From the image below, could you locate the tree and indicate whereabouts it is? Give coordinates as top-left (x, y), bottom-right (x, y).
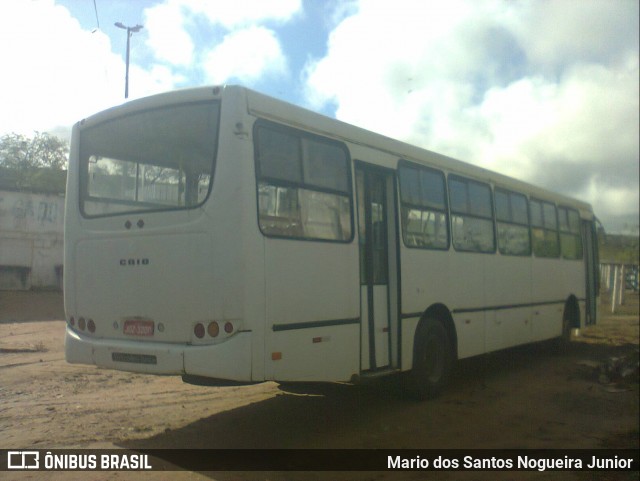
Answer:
top-left (0, 132), bottom-right (69, 193)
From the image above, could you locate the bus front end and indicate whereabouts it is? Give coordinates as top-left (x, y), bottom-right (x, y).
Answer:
top-left (64, 87), bottom-right (256, 382)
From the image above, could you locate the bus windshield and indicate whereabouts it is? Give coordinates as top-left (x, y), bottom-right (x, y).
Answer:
top-left (79, 101), bottom-right (220, 217)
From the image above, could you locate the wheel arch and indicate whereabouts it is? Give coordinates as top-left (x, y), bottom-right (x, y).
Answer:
top-left (415, 303), bottom-right (458, 362)
top-left (564, 294), bottom-right (581, 329)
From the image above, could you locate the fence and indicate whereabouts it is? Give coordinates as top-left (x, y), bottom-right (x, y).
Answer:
top-left (600, 263), bottom-right (639, 313)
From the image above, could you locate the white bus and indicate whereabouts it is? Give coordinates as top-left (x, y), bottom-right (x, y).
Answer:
top-left (64, 85), bottom-right (600, 398)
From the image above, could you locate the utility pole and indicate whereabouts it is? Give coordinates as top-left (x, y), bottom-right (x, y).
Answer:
top-left (114, 22), bottom-right (143, 99)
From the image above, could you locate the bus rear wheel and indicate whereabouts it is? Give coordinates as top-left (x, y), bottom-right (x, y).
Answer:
top-left (408, 318), bottom-right (452, 400)
top-left (555, 300), bottom-right (578, 353)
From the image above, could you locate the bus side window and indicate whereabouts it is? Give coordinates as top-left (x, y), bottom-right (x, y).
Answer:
top-left (398, 162), bottom-right (449, 250)
top-left (448, 176), bottom-right (495, 253)
top-left (495, 188), bottom-right (531, 256)
top-left (255, 122), bottom-right (353, 242)
top-left (558, 206), bottom-right (583, 259)
top-left (530, 199), bottom-right (560, 257)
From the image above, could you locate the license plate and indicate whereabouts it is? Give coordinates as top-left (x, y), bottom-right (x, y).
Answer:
top-left (123, 319), bottom-right (154, 336)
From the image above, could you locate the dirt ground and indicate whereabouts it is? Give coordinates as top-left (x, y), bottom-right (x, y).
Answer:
top-left (0, 290), bottom-right (638, 481)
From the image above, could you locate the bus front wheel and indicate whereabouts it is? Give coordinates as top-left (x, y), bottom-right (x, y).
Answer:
top-left (555, 300), bottom-right (578, 353)
top-left (408, 318), bottom-right (452, 400)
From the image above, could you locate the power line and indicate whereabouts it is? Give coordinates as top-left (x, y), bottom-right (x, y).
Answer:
top-left (92, 0), bottom-right (100, 29)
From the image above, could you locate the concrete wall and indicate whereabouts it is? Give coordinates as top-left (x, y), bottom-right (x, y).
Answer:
top-left (0, 190), bottom-right (64, 290)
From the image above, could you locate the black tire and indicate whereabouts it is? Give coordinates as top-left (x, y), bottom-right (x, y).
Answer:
top-left (408, 318), bottom-right (452, 400)
top-left (554, 302), bottom-right (576, 353)
top-left (561, 306), bottom-right (573, 342)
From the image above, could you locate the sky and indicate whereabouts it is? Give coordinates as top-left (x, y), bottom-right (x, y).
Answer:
top-left (0, 0), bottom-right (638, 234)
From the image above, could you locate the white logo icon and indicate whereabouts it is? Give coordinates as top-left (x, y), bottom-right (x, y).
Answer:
top-left (8, 451), bottom-right (39, 469)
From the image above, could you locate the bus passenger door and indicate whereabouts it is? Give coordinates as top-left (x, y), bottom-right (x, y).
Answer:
top-left (356, 164), bottom-right (399, 372)
top-left (582, 220), bottom-right (599, 326)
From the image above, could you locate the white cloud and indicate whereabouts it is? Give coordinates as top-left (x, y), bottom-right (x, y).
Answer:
top-left (508, 0), bottom-right (639, 71)
top-left (1, 0), bottom-right (635, 234)
top-left (0, 0), bottom-right (183, 138)
top-left (304, 0), bottom-right (504, 140)
top-left (0, 0), bottom-right (300, 137)
top-left (144, 0), bottom-right (194, 66)
top-left (0, 0), bottom-right (120, 134)
top-left (203, 27), bottom-right (287, 84)
top-left (181, 0), bottom-right (302, 29)
top-left (128, 64), bottom-right (188, 99)
top-left (304, 0), bottom-right (639, 232)
top-left (143, 0), bottom-right (301, 68)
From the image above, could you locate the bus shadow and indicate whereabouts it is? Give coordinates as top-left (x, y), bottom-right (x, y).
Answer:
top-left (451, 338), bottom-right (638, 382)
top-left (117, 377), bottom-right (414, 478)
top-left (116, 340), bottom-right (638, 478)
top-left (120, 377), bottom-right (409, 449)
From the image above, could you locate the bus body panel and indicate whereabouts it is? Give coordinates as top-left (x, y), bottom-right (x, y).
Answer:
top-left (448, 253), bottom-right (487, 359)
top-left (267, 326), bottom-right (360, 382)
top-left (401, 316), bottom-right (420, 371)
top-left (64, 85), bottom-right (599, 388)
top-left (65, 326), bottom-right (253, 380)
top-left (73, 232), bottom-right (214, 344)
top-left (263, 240), bottom-right (359, 326)
top-left (64, 123), bottom-right (81, 321)
top-left (183, 332), bottom-right (253, 381)
top-left (262, 238), bottom-right (360, 381)
top-left (399, 250), bottom-right (451, 318)
top-left (484, 255), bottom-right (533, 352)
top-left (531, 258), bottom-right (568, 341)
top-left (64, 86), bottom-right (262, 382)
top-left (65, 327), bottom-right (185, 374)
top-left (453, 312), bottom-right (486, 359)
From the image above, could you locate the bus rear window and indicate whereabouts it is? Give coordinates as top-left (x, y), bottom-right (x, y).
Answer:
top-left (79, 101), bottom-right (220, 217)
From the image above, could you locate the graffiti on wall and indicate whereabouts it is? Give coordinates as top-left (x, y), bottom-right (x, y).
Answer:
top-left (0, 194), bottom-right (62, 230)
top-left (0, 191), bottom-right (65, 289)
top-left (11, 198), bottom-right (59, 224)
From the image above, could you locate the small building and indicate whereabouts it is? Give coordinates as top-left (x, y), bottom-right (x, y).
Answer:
top-left (0, 189), bottom-right (64, 290)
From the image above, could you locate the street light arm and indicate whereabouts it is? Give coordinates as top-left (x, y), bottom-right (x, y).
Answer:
top-left (114, 21), bottom-right (144, 99)
top-left (114, 22), bottom-right (143, 32)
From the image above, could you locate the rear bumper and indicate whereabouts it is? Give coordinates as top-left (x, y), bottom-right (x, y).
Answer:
top-left (65, 326), bottom-right (253, 381)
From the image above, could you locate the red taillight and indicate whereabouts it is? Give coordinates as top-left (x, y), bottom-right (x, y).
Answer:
top-left (194, 323), bottom-right (205, 339)
top-left (87, 319), bottom-right (96, 333)
top-left (224, 322), bottom-right (234, 334)
top-left (78, 318), bottom-right (86, 331)
top-left (207, 322), bottom-right (219, 338)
